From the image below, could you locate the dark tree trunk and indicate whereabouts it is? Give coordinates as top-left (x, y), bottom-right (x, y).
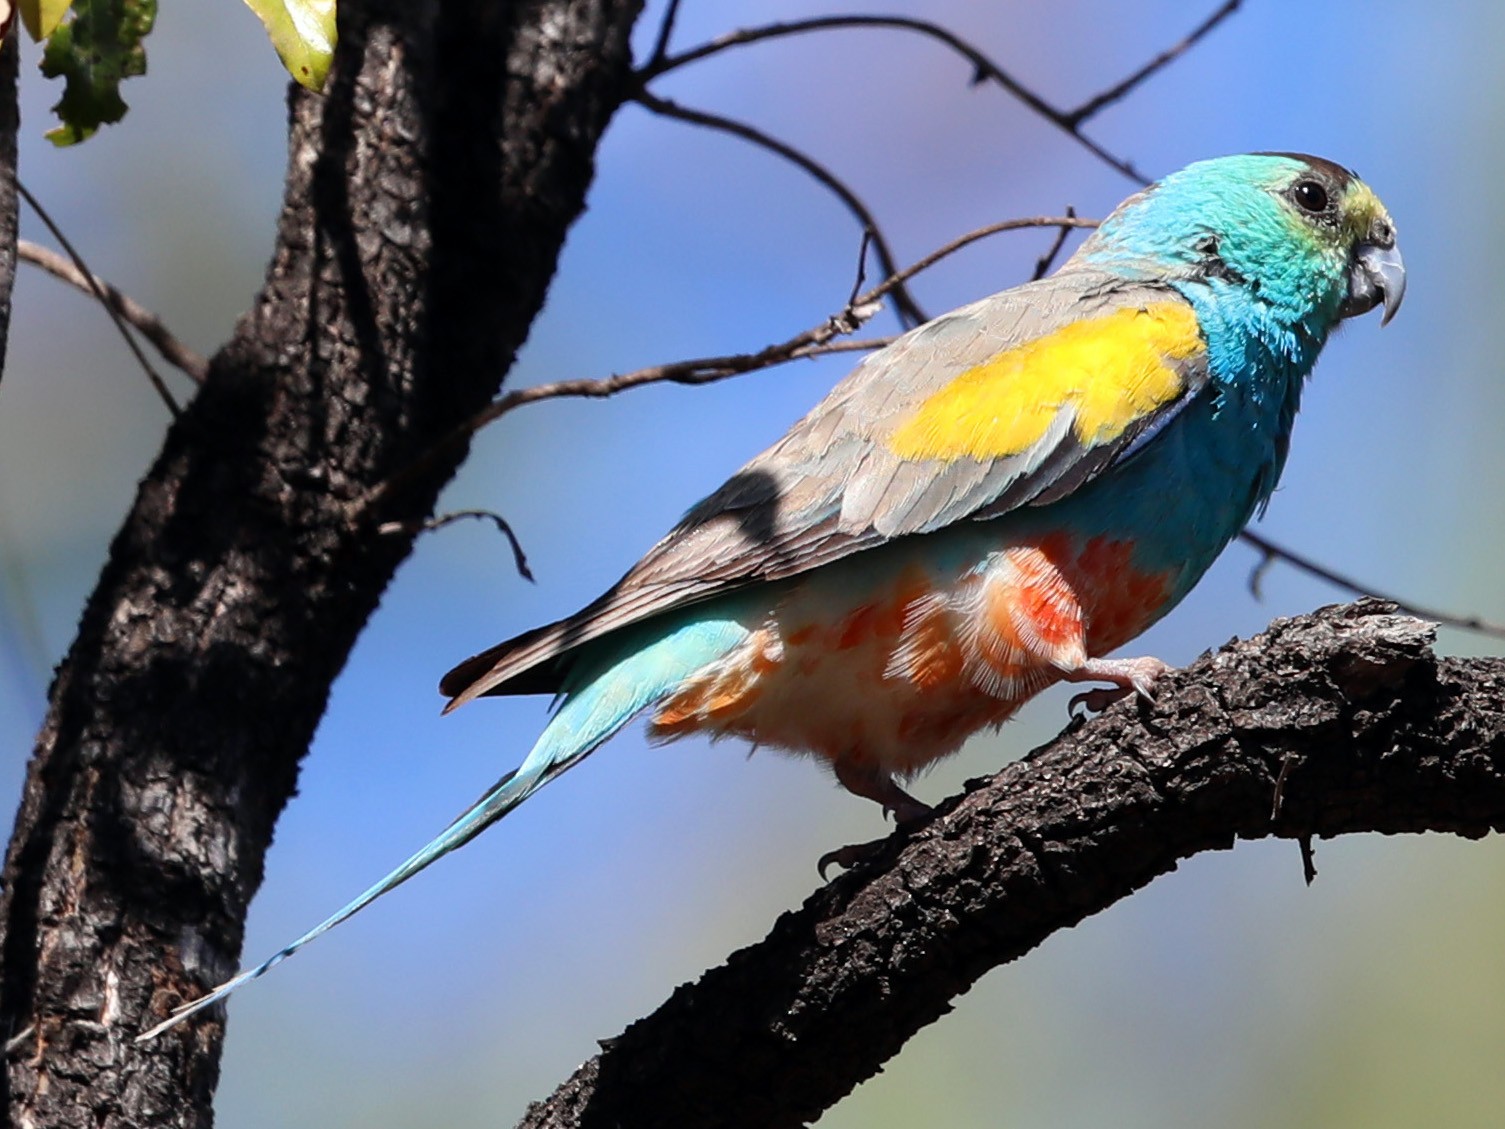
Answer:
top-left (0, 34), bottom-right (20, 374)
top-left (0, 2), bottom-right (642, 1126)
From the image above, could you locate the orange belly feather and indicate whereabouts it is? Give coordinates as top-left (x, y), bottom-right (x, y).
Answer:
top-left (649, 532), bottom-right (1172, 779)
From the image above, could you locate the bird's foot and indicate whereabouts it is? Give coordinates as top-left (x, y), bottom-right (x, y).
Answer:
top-left (832, 759), bottom-right (932, 824)
top-left (1064, 655), bottom-right (1171, 715)
top-left (818, 838), bottom-right (888, 879)
top-left (816, 807), bottom-right (932, 880)
top-left (818, 764), bottom-right (935, 880)
top-left (884, 795), bottom-right (934, 825)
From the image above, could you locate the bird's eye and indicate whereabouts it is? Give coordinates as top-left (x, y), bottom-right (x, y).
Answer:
top-left (1291, 179), bottom-right (1329, 214)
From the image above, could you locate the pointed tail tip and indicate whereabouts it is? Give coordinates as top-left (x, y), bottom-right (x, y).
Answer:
top-left (134, 953), bottom-right (287, 1042)
top-left (440, 680), bottom-right (490, 715)
top-left (135, 985), bottom-right (230, 1043)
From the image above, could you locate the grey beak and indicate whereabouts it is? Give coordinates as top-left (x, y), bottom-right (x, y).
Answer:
top-left (1341, 241), bottom-right (1406, 326)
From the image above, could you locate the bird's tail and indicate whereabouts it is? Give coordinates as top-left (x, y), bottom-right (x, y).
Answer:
top-left (136, 613), bottom-right (749, 1041)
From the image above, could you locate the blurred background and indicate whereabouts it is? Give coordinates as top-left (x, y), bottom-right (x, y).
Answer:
top-left (2, 2), bottom-right (1502, 1126)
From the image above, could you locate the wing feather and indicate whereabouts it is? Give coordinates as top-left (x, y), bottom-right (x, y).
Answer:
top-left (442, 268), bottom-right (1208, 707)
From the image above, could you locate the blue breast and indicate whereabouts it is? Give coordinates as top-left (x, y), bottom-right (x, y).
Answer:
top-left (1013, 279), bottom-right (1326, 609)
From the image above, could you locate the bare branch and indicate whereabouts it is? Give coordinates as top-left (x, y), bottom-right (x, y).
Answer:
top-left (637, 15), bottom-right (1148, 182)
top-left (633, 91), bottom-right (928, 327)
top-left (378, 509), bottom-right (534, 582)
top-left (1063, 0), bottom-right (1241, 125)
top-left (1239, 530), bottom-right (1505, 642)
top-left (522, 603), bottom-right (1501, 1127)
top-left (844, 227), bottom-right (875, 310)
top-left (1031, 205), bottom-right (1077, 279)
top-left (644, 0), bottom-right (683, 69)
top-left (17, 240), bottom-right (209, 383)
top-left (16, 181), bottom-right (184, 414)
top-left (357, 215), bottom-right (1092, 514)
top-left (638, 4), bottom-right (1242, 187)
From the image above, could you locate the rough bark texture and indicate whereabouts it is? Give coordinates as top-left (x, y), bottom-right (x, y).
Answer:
top-left (522, 601), bottom-right (1505, 1129)
top-left (0, 34), bottom-right (19, 373)
top-left (0, 2), bottom-right (641, 1126)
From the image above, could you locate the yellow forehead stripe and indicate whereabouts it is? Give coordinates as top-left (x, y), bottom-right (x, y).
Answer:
top-left (1341, 182), bottom-right (1389, 241)
top-left (888, 302), bottom-right (1203, 462)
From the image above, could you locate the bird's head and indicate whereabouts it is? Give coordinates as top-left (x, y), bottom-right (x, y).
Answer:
top-left (1073, 153), bottom-right (1404, 329)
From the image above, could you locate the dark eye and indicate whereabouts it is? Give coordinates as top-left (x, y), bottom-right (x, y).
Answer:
top-left (1291, 179), bottom-right (1329, 214)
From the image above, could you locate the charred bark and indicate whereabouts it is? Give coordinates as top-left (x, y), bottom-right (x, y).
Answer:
top-left (0, 3), bottom-right (641, 1126)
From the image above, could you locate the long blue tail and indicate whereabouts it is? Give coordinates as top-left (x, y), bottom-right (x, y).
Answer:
top-left (137, 614), bottom-right (749, 1041)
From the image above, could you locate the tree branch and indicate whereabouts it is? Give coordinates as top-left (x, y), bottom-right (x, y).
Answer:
top-left (521, 601), bottom-right (1503, 1128)
top-left (378, 508), bottom-right (535, 583)
top-left (643, 0), bottom-right (682, 67)
top-left (358, 214), bottom-right (1095, 511)
top-left (17, 239), bottom-right (209, 382)
top-left (632, 90), bottom-right (929, 327)
top-left (1239, 531), bottom-right (1505, 642)
top-left (638, 7), bottom-right (1242, 185)
top-left (16, 181), bottom-right (183, 414)
top-left (1062, 0), bottom-right (1241, 125)
top-left (0, 37), bottom-right (17, 390)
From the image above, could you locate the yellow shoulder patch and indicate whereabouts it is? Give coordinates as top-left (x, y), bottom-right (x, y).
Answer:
top-left (888, 301), bottom-right (1203, 462)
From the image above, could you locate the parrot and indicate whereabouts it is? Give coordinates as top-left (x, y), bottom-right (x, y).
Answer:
top-left (141, 152), bottom-right (1403, 1038)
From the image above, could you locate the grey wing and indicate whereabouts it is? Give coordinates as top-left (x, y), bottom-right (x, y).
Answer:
top-left (441, 268), bottom-right (1205, 706)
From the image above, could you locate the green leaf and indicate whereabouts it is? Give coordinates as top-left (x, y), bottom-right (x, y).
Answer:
top-left (39, 0), bottom-right (156, 146)
top-left (243, 0), bottom-right (336, 91)
top-left (20, 0), bottom-right (74, 41)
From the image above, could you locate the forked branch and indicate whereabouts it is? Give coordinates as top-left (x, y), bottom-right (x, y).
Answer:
top-left (637, 3), bottom-right (1243, 186)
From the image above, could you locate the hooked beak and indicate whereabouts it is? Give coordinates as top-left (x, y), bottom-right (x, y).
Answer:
top-left (1340, 240), bottom-right (1406, 326)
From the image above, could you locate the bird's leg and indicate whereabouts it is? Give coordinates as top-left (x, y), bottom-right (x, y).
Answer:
top-left (832, 757), bottom-right (932, 824)
top-left (818, 758), bottom-right (933, 877)
top-left (1060, 655), bottom-right (1171, 714)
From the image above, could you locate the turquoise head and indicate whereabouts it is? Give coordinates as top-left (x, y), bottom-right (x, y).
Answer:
top-left (1072, 153), bottom-right (1403, 346)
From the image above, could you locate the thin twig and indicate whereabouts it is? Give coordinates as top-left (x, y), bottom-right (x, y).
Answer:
top-left (845, 228), bottom-right (874, 310)
top-left (1031, 205), bottom-right (1076, 280)
top-left (1063, 1), bottom-right (1241, 125)
top-left (16, 182), bottom-right (183, 414)
top-left (645, 0), bottom-right (683, 68)
top-left (634, 91), bottom-right (928, 327)
top-left (875, 214), bottom-right (1097, 300)
top-left (636, 15), bottom-right (1147, 183)
top-left (379, 509), bottom-right (534, 582)
top-left (17, 240), bottom-right (209, 382)
top-left (357, 215), bottom-right (1093, 514)
top-left (1240, 529), bottom-right (1505, 642)
top-left (806, 336), bottom-right (895, 356)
